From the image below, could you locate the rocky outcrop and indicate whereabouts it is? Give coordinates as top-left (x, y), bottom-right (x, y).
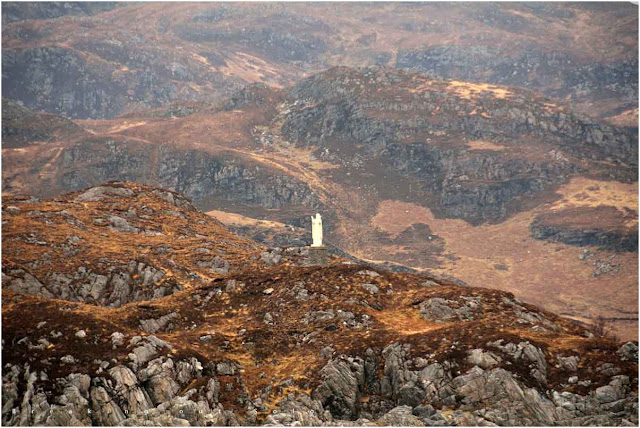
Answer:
top-left (1, 99), bottom-right (84, 148)
top-left (1, 182), bottom-right (268, 308)
top-left (50, 140), bottom-right (321, 211)
top-left (419, 296), bottom-right (480, 322)
top-left (2, 262), bottom-right (180, 308)
top-left (1, 337), bottom-right (232, 427)
top-left (396, 47), bottom-right (638, 117)
top-left (2, 245), bottom-right (638, 426)
top-left (2, 2), bottom-right (117, 24)
top-left (531, 221), bottom-right (638, 252)
top-left (280, 67), bottom-right (637, 224)
top-left (530, 206), bottom-right (638, 252)
top-left (174, 21), bottom-right (327, 63)
top-left (2, 47), bottom-right (131, 119)
top-left (308, 343), bottom-right (639, 426)
top-left (313, 356), bottom-right (365, 420)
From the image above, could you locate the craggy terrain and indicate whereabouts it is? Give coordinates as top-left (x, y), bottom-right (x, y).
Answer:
top-left (3, 65), bottom-right (637, 339)
top-left (2, 182), bottom-right (638, 426)
top-left (2, 2), bottom-right (637, 122)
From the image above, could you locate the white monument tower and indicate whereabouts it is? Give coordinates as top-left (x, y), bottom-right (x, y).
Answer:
top-left (311, 213), bottom-right (323, 247)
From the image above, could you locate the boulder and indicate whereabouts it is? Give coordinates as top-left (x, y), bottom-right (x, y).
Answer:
top-left (377, 405), bottom-right (425, 426)
top-left (313, 356), bottom-right (365, 420)
top-left (75, 186), bottom-right (134, 202)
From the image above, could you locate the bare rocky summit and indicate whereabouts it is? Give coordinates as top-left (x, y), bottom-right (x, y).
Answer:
top-left (2, 183), bottom-right (637, 426)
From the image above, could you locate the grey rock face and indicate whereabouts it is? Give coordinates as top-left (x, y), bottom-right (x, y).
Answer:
top-left (260, 250), bottom-right (283, 266)
top-left (395, 46), bottom-right (638, 124)
top-left (618, 342), bottom-right (639, 362)
top-left (197, 256), bottom-right (230, 274)
top-left (467, 349), bottom-right (502, 369)
top-left (264, 393), bottom-right (330, 426)
top-left (3, 350), bottom-right (232, 428)
top-left (3, 269), bottom-right (54, 299)
top-left (111, 332), bottom-right (125, 346)
top-left (3, 263), bottom-right (180, 308)
top-left (75, 185), bottom-right (135, 202)
top-left (304, 340), bottom-right (640, 426)
top-left (487, 340), bottom-right (548, 385)
top-left (2, 334), bottom-right (638, 427)
top-left (140, 312), bottom-right (178, 334)
top-left (110, 365), bottom-right (154, 413)
top-left (357, 270), bottom-right (381, 278)
top-left (377, 405), bottom-right (425, 426)
top-left (127, 335), bottom-right (173, 370)
top-left (108, 215), bottom-right (139, 233)
top-left (419, 297), bottom-right (479, 323)
top-left (313, 356), bottom-right (365, 420)
top-left (557, 355), bottom-right (580, 372)
top-left (2, 46), bottom-right (129, 119)
top-left (419, 297), bottom-right (456, 322)
top-left (361, 283), bottom-right (379, 294)
top-left (90, 385), bottom-right (127, 426)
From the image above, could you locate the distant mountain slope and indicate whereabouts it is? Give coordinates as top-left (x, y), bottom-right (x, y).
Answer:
top-left (2, 182), bottom-right (638, 426)
top-left (2, 2), bottom-right (637, 121)
top-left (2, 98), bottom-right (85, 148)
top-left (1, 1), bottom-right (118, 24)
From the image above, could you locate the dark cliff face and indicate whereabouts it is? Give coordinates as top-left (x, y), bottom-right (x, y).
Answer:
top-left (2, 47), bottom-right (130, 119)
top-left (52, 140), bottom-right (321, 212)
top-left (396, 48), bottom-right (638, 118)
top-left (285, 67), bottom-right (637, 166)
top-left (530, 206), bottom-right (639, 252)
top-left (279, 67), bottom-right (637, 224)
top-left (380, 142), bottom-right (575, 223)
top-left (1, 98), bottom-right (84, 147)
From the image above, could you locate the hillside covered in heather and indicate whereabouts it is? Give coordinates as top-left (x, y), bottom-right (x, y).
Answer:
top-left (2, 182), bottom-right (638, 426)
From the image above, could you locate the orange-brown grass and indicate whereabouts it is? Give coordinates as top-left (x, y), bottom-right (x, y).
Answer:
top-left (466, 140), bottom-right (507, 151)
top-left (4, 256), bottom-right (636, 414)
top-left (444, 80), bottom-right (514, 100)
top-left (2, 181), bottom-right (264, 288)
top-left (207, 210), bottom-right (288, 229)
top-left (604, 108), bottom-right (639, 128)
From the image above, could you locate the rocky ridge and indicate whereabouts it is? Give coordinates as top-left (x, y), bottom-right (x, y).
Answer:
top-left (2, 183), bottom-right (638, 426)
top-left (280, 66), bottom-right (637, 224)
top-left (530, 206), bottom-right (638, 252)
top-left (2, 181), bottom-right (269, 307)
top-left (1, 98), bottom-right (85, 148)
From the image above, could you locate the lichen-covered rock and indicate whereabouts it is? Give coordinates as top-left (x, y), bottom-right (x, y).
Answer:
top-left (75, 186), bottom-right (135, 202)
top-left (376, 405), bottom-right (425, 426)
top-left (467, 349), bottom-right (502, 369)
top-left (313, 356), bottom-right (365, 420)
top-left (618, 342), bottom-right (639, 362)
